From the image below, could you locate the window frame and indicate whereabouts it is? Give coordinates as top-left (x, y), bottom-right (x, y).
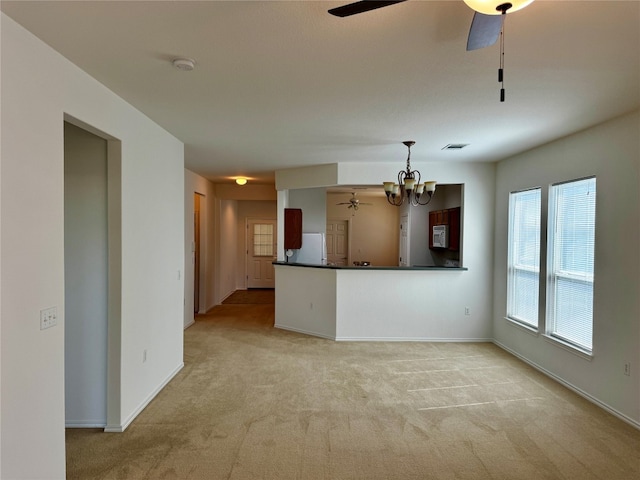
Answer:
top-left (506, 187), bottom-right (542, 330)
top-left (252, 223), bottom-right (275, 257)
top-left (545, 176), bottom-right (596, 354)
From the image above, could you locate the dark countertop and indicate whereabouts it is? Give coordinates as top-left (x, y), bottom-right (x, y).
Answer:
top-left (273, 261), bottom-right (467, 271)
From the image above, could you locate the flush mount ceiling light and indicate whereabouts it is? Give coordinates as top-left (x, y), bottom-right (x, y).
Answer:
top-left (235, 178), bottom-right (248, 186)
top-left (171, 57), bottom-right (196, 71)
top-left (383, 141), bottom-right (436, 207)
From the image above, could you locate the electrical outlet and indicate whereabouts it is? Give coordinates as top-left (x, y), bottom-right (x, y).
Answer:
top-left (624, 363), bottom-right (631, 376)
top-left (464, 307), bottom-right (470, 316)
top-left (40, 306), bottom-right (58, 330)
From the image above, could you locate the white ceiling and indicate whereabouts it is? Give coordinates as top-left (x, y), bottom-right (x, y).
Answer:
top-left (2, 0), bottom-right (639, 184)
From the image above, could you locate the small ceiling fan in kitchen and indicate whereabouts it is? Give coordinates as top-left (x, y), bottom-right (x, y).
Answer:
top-left (336, 193), bottom-right (372, 215)
top-left (328, 0), bottom-right (535, 101)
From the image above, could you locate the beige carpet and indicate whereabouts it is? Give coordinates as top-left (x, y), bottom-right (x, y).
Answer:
top-left (66, 303), bottom-right (640, 479)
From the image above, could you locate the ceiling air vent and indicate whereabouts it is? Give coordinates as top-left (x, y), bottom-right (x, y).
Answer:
top-left (442, 143), bottom-right (469, 150)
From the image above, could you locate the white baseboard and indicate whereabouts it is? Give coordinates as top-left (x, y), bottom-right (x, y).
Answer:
top-left (184, 318), bottom-right (195, 329)
top-left (274, 324), bottom-right (493, 344)
top-left (274, 323), bottom-right (335, 340)
top-left (104, 362), bottom-right (184, 433)
top-left (335, 336), bottom-right (493, 342)
top-left (493, 340), bottom-right (640, 431)
top-left (65, 422), bottom-right (106, 428)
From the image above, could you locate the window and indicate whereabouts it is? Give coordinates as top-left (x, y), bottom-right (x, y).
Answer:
top-left (546, 177), bottom-right (596, 352)
top-left (507, 188), bottom-right (541, 328)
top-left (252, 223), bottom-right (274, 257)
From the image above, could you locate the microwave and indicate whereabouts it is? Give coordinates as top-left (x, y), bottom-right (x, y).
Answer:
top-left (433, 225), bottom-right (449, 248)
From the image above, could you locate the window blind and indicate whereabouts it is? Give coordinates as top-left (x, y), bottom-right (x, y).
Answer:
top-left (547, 177), bottom-right (596, 351)
top-left (507, 188), bottom-right (541, 328)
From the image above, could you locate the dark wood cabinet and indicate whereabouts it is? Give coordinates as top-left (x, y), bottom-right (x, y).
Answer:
top-left (284, 208), bottom-right (302, 249)
top-left (428, 206), bottom-right (460, 251)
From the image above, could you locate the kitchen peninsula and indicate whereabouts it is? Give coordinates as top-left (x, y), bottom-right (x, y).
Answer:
top-left (273, 261), bottom-right (487, 342)
top-left (274, 261), bottom-right (467, 271)
top-left (274, 162), bottom-right (495, 344)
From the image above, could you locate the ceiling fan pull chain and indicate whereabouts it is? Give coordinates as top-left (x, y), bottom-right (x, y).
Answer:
top-left (499, 11), bottom-right (506, 102)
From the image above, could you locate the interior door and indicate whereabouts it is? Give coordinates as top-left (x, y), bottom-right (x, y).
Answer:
top-left (247, 219), bottom-right (277, 288)
top-left (327, 219), bottom-right (349, 266)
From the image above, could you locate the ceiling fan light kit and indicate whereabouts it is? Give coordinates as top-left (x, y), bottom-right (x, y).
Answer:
top-left (383, 141), bottom-right (436, 207)
top-left (329, 1), bottom-right (536, 102)
top-left (463, 0), bottom-right (534, 15)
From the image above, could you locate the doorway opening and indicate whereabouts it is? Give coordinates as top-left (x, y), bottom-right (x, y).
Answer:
top-left (63, 116), bottom-right (122, 431)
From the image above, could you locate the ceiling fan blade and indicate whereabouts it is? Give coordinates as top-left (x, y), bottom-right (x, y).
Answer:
top-left (466, 12), bottom-right (502, 51)
top-left (328, 0), bottom-right (407, 18)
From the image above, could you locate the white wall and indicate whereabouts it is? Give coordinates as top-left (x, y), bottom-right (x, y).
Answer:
top-left (0, 14), bottom-right (3, 473)
top-left (217, 199), bottom-right (238, 302)
top-left (184, 169), bottom-right (216, 325)
top-left (1, 14), bottom-right (184, 478)
top-left (274, 266), bottom-right (337, 339)
top-left (289, 187), bottom-right (328, 233)
top-left (335, 269), bottom-right (489, 341)
top-left (64, 122), bottom-right (108, 427)
top-left (493, 110), bottom-right (640, 427)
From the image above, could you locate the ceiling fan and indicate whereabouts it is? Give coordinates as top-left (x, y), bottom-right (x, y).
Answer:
top-left (328, 0), bottom-right (535, 100)
top-left (336, 193), bottom-right (372, 214)
top-left (328, 1), bottom-right (532, 50)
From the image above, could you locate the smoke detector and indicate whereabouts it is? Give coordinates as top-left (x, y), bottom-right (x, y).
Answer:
top-left (172, 57), bottom-right (196, 71)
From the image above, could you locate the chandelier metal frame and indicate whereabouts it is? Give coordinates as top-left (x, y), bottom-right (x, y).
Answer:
top-left (383, 141), bottom-right (436, 207)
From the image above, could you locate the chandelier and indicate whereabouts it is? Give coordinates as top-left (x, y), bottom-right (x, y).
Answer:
top-left (383, 141), bottom-right (436, 207)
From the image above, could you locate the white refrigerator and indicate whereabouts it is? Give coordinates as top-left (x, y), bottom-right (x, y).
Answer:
top-left (292, 233), bottom-right (327, 265)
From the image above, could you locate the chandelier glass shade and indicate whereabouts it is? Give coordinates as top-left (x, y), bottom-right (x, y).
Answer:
top-left (383, 141), bottom-right (436, 207)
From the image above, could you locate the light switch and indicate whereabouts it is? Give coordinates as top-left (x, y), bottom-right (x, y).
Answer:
top-left (40, 306), bottom-right (58, 330)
